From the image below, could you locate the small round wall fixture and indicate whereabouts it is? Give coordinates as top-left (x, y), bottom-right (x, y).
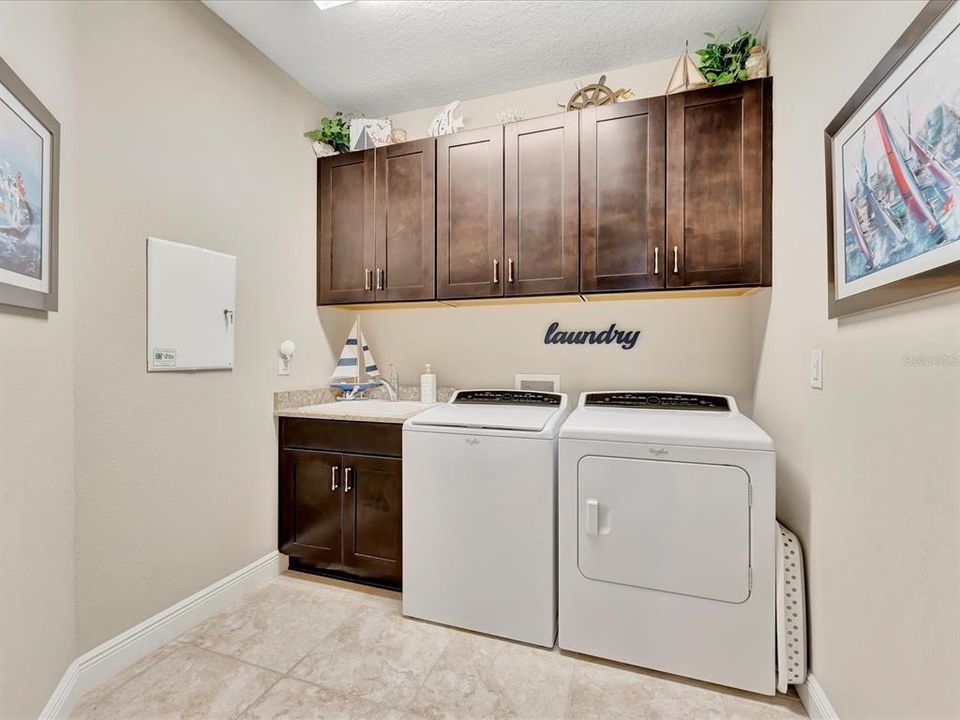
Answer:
top-left (279, 340), bottom-right (296, 375)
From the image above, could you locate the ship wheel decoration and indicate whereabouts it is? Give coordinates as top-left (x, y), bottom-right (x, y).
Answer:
top-left (560, 75), bottom-right (632, 111)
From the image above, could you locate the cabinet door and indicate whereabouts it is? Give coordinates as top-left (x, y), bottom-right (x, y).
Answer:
top-left (318, 150), bottom-right (375, 304)
top-left (341, 454), bottom-right (402, 586)
top-left (504, 113), bottom-right (579, 296)
top-left (437, 126), bottom-right (504, 299)
top-left (279, 449), bottom-right (342, 564)
top-left (375, 139), bottom-right (436, 301)
top-left (580, 98), bottom-right (666, 293)
top-left (666, 79), bottom-right (771, 287)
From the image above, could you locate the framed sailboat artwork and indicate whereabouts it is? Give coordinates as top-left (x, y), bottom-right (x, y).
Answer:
top-left (0, 56), bottom-right (60, 312)
top-left (826, 0), bottom-right (960, 317)
top-left (329, 317), bottom-right (382, 400)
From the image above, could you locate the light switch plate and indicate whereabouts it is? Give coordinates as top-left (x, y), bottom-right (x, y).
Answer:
top-left (809, 349), bottom-right (823, 389)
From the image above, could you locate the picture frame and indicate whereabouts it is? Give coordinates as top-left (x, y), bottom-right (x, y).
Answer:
top-left (825, 0), bottom-right (959, 318)
top-left (0, 56), bottom-right (60, 312)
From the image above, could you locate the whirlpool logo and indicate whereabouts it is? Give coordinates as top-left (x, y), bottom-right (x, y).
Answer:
top-left (465, 438), bottom-right (480, 446)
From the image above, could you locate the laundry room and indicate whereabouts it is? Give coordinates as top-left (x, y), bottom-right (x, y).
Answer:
top-left (1, 1), bottom-right (958, 719)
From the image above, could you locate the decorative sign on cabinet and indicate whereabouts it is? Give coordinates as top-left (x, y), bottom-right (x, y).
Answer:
top-left (316, 78), bottom-right (772, 307)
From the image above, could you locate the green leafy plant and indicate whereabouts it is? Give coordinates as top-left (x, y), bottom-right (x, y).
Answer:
top-left (695, 28), bottom-right (758, 86)
top-left (304, 112), bottom-right (350, 153)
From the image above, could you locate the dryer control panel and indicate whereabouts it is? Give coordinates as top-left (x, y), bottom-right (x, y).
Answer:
top-left (454, 389), bottom-right (562, 406)
top-left (584, 392), bottom-right (731, 411)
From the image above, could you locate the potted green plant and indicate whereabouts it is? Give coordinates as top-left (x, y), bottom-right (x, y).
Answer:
top-left (695, 29), bottom-right (763, 86)
top-left (304, 112), bottom-right (350, 156)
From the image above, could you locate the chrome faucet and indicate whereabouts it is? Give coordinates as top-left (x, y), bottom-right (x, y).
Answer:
top-left (379, 364), bottom-right (399, 402)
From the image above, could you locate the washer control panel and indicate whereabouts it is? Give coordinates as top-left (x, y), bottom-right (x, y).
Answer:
top-left (454, 390), bottom-right (562, 406)
top-left (584, 392), bottom-right (730, 411)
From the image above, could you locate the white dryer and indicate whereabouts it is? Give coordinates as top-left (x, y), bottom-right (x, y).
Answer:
top-left (558, 391), bottom-right (776, 695)
top-left (403, 389), bottom-right (569, 647)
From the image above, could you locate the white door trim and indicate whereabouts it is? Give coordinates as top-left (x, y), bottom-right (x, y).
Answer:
top-left (39, 550), bottom-right (285, 720)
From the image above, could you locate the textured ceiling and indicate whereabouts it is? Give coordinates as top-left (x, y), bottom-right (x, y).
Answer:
top-left (203, 0), bottom-right (767, 116)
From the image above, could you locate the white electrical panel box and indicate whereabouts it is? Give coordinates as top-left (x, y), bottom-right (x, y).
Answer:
top-left (147, 237), bottom-right (236, 372)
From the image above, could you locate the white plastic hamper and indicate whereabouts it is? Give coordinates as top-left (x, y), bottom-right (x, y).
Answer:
top-left (776, 522), bottom-right (807, 692)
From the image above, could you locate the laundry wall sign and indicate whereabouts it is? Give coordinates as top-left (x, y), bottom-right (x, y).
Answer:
top-left (543, 322), bottom-right (640, 350)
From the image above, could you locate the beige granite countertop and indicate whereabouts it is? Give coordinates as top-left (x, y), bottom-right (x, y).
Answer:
top-left (274, 385), bottom-right (456, 424)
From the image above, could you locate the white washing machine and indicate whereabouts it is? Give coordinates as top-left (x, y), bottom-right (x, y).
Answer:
top-left (559, 391), bottom-right (776, 695)
top-left (403, 389), bottom-right (569, 647)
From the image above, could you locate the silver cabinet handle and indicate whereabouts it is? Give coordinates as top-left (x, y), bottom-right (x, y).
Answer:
top-left (376, 268), bottom-right (384, 290)
top-left (673, 246), bottom-right (679, 273)
top-left (344, 467), bottom-right (353, 493)
top-left (654, 247), bottom-right (659, 275)
top-left (508, 258), bottom-right (515, 283)
top-left (493, 258), bottom-right (500, 284)
top-left (331, 465), bottom-right (340, 491)
top-left (364, 268), bottom-right (372, 291)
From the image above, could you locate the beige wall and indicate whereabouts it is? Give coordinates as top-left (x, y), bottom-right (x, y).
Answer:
top-left (58, 6), bottom-right (757, 666)
top-left (0, 2), bottom-right (77, 718)
top-left (387, 58), bottom-right (677, 141)
top-left (353, 296), bottom-right (757, 407)
top-left (756, 2), bottom-right (960, 718)
top-left (6, 4), bottom-right (957, 718)
top-left (71, 1), bottom-right (336, 652)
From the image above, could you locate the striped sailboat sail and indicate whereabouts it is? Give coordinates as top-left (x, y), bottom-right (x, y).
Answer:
top-left (329, 318), bottom-right (380, 391)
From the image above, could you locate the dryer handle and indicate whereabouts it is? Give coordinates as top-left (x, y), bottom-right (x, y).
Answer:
top-left (585, 499), bottom-right (599, 537)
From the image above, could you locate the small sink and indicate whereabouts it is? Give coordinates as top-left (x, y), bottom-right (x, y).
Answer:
top-left (297, 400), bottom-right (434, 419)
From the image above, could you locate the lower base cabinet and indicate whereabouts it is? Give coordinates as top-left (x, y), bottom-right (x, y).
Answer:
top-left (279, 418), bottom-right (402, 590)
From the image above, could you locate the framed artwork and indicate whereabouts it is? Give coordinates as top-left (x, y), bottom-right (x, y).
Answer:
top-left (0, 56), bottom-right (60, 312)
top-left (825, 0), bottom-right (959, 317)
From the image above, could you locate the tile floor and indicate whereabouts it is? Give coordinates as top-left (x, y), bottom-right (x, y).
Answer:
top-left (71, 572), bottom-right (807, 720)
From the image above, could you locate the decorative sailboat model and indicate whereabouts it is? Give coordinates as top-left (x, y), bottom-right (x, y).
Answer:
top-left (666, 41), bottom-right (709, 94)
top-left (329, 317), bottom-right (381, 400)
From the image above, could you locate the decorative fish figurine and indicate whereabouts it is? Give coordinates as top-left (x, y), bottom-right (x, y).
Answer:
top-left (427, 101), bottom-right (465, 137)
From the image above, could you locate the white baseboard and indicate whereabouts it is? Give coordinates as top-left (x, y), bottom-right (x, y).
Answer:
top-left (797, 672), bottom-right (838, 720)
top-left (39, 550), bottom-right (285, 720)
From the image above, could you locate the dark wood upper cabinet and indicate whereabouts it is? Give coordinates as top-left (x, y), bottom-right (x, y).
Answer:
top-left (279, 449), bottom-right (342, 565)
top-left (504, 113), bottom-right (580, 296)
top-left (437, 126), bottom-right (504, 299)
top-left (666, 78), bottom-right (772, 288)
top-left (317, 80), bottom-right (772, 305)
top-left (341, 454), bottom-right (402, 587)
top-left (375, 139), bottom-right (436, 301)
top-left (580, 98), bottom-right (666, 293)
top-left (318, 150), bottom-right (375, 305)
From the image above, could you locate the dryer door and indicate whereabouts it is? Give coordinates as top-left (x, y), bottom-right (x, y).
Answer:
top-left (578, 455), bottom-right (750, 603)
